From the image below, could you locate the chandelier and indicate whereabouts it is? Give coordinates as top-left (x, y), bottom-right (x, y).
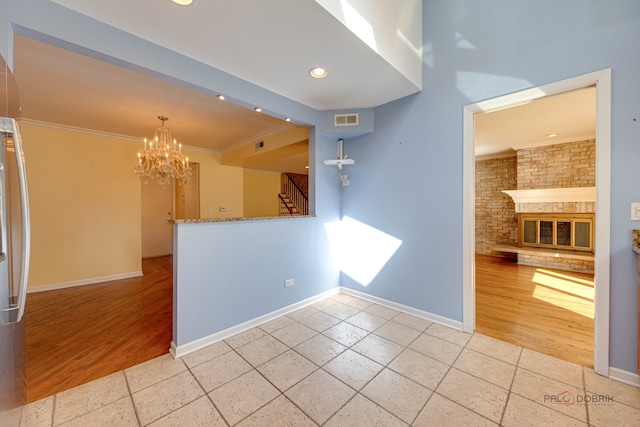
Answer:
top-left (134, 116), bottom-right (192, 188)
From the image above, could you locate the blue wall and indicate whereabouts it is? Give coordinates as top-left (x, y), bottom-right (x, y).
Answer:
top-left (341, 0), bottom-right (640, 373)
top-left (173, 130), bottom-right (343, 346)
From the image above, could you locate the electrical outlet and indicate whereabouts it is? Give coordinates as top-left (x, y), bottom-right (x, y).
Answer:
top-left (632, 203), bottom-right (640, 220)
top-left (284, 278), bottom-right (294, 287)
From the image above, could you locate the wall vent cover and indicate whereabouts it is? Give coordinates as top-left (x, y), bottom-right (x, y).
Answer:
top-left (334, 113), bottom-right (359, 127)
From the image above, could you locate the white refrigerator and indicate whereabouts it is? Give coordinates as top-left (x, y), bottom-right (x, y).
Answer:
top-left (0, 53), bottom-right (31, 426)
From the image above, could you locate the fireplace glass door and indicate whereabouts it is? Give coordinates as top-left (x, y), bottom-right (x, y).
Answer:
top-left (519, 214), bottom-right (594, 252)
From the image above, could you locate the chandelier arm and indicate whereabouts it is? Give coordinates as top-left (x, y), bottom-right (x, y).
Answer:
top-left (134, 116), bottom-right (192, 187)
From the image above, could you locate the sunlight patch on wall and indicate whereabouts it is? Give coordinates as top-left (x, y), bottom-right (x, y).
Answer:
top-left (531, 268), bottom-right (594, 319)
top-left (456, 71), bottom-right (541, 103)
top-left (454, 32), bottom-right (477, 49)
top-left (397, 28), bottom-right (422, 59)
top-left (324, 216), bottom-right (402, 286)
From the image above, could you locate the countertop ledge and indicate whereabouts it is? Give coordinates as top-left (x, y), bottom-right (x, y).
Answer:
top-left (170, 215), bottom-right (316, 224)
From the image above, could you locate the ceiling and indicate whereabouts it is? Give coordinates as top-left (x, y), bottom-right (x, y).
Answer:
top-left (475, 87), bottom-right (596, 159)
top-left (47, 0), bottom-right (420, 111)
top-left (13, 34), bottom-right (312, 174)
top-left (11, 2), bottom-right (596, 168)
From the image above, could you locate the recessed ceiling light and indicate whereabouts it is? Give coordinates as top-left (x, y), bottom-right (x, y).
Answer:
top-left (254, 107), bottom-right (262, 112)
top-left (305, 165), bottom-right (309, 169)
top-left (546, 133), bottom-right (559, 138)
top-left (284, 117), bottom-right (291, 122)
top-left (170, 0), bottom-right (195, 5)
top-left (309, 67), bottom-right (328, 79)
top-left (217, 94), bottom-right (225, 101)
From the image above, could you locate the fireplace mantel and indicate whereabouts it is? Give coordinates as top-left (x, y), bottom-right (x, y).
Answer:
top-left (502, 187), bottom-right (595, 204)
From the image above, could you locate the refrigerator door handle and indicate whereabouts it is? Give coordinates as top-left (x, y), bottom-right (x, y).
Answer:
top-left (0, 162), bottom-right (5, 263)
top-left (0, 118), bottom-right (29, 324)
top-left (13, 120), bottom-right (30, 323)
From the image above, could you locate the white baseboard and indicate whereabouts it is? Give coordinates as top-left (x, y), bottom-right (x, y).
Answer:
top-left (171, 287), bottom-right (341, 358)
top-left (171, 286), bottom-right (464, 358)
top-left (339, 287), bottom-right (464, 331)
top-left (609, 367), bottom-right (640, 388)
top-left (27, 271), bottom-right (144, 293)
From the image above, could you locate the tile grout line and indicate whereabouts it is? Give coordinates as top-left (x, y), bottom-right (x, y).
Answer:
top-left (122, 369), bottom-right (143, 427)
top-left (582, 366), bottom-right (591, 426)
top-left (186, 355), bottom-right (232, 426)
top-left (410, 326), bottom-right (491, 425)
top-left (497, 342), bottom-right (524, 426)
top-left (248, 299), bottom-right (407, 425)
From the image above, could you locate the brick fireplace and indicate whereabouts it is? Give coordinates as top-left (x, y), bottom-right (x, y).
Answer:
top-left (476, 139), bottom-right (596, 273)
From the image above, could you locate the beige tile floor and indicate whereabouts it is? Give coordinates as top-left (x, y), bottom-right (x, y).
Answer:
top-left (20, 293), bottom-right (640, 426)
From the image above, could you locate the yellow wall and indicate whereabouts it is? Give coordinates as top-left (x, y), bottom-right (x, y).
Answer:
top-left (243, 170), bottom-right (280, 217)
top-left (20, 123), bottom-right (142, 289)
top-left (20, 123), bottom-right (247, 289)
top-left (182, 148), bottom-right (243, 218)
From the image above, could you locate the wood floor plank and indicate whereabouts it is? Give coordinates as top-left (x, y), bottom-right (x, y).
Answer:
top-left (475, 254), bottom-right (594, 368)
top-left (25, 256), bottom-right (172, 402)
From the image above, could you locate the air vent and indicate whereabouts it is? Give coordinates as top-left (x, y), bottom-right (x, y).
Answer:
top-left (255, 141), bottom-right (264, 151)
top-left (334, 113), bottom-right (359, 127)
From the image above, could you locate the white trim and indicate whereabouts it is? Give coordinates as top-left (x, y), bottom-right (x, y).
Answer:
top-left (474, 150), bottom-right (516, 161)
top-left (27, 271), bottom-right (143, 293)
top-left (170, 287), bottom-right (340, 358)
top-left (244, 168), bottom-right (282, 175)
top-left (463, 69), bottom-right (611, 375)
top-left (462, 106), bottom-right (476, 333)
top-left (19, 118), bottom-right (142, 143)
top-left (340, 287), bottom-right (464, 331)
top-left (593, 69), bottom-right (612, 376)
top-left (171, 286), bottom-right (465, 359)
top-left (510, 135), bottom-right (596, 151)
top-left (608, 367), bottom-right (640, 389)
top-left (18, 118), bottom-right (221, 154)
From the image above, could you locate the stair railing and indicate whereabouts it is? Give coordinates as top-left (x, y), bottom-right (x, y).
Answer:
top-left (279, 193), bottom-right (295, 215)
top-left (281, 173), bottom-right (308, 215)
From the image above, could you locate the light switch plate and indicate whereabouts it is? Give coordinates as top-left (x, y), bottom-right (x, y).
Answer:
top-left (631, 203), bottom-right (640, 221)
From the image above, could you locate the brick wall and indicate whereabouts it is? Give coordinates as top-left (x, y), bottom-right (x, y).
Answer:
top-left (475, 156), bottom-right (517, 255)
top-left (475, 140), bottom-right (596, 272)
top-left (515, 140), bottom-right (596, 273)
top-left (518, 254), bottom-right (593, 273)
top-left (517, 139), bottom-right (595, 190)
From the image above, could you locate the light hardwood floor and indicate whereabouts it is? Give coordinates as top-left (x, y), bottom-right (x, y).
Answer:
top-left (475, 254), bottom-right (594, 368)
top-left (25, 256), bottom-right (173, 403)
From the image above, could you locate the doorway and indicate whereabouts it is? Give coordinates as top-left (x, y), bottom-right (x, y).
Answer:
top-left (175, 162), bottom-right (199, 220)
top-left (141, 180), bottom-right (173, 258)
top-left (462, 69), bottom-right (611, 376)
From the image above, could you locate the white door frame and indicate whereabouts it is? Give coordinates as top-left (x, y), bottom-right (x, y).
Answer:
top-left (462, 69), bottom-right (611, 376)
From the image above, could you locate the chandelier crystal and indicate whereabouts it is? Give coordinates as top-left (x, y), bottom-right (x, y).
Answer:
top-left (134, 116), bottom-right (191, 188)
